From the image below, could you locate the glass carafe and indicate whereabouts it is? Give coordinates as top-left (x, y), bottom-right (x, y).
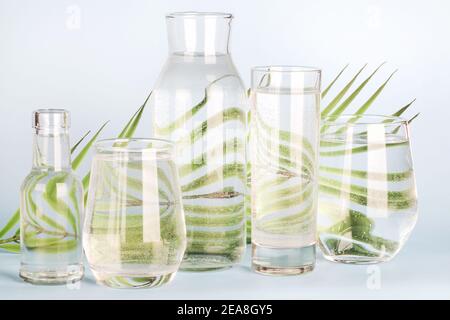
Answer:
top-left (150, 12), bottom-right (247, 271)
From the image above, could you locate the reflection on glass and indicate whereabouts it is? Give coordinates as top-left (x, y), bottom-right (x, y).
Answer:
top-left (318, 115), bottom-right (418, 264)
top-left (83, 139), bottom-right (186, 288)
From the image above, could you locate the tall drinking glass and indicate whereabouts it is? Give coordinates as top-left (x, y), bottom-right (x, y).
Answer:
top-left (83, 138), bottom-right (186, 288)
top-left (318, 115), bottom-right (418, 264)
top-left (250, 66), bottom-right (321, 275)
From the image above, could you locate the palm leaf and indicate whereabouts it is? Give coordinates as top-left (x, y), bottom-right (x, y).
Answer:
top-left (322, 64), bottom-right (348, 98)
top-left (0, 243), bottom-right (20, 253)
top-left (321, 64), bottom-right (367, 117)
top-left (118, 91), bottom-right (152, 138)
top-left (391, 99), bottom-right (416, 117)
top-left (72, 122), bottom-right (109, 170)
top-left (81, 90), bottom-right (152, 194)
top-left (155, 75), bottom-right (236, 135)
top-left (408, 112), bottom-right (420, 124)
top-left (391, 111), bottom-right (420, 134)
top-left (0, 91), bottom-right (152, 252)
top-left (0, 209), bottom-right (19, 239)
top-left (353, 69), bottom-right (397, 116)
top-left (71, 131), bottom-right (91, 154)
top-left (317, 65), bottom-right (418, 259)
top-left (248, 63), bottom-right (418, 251)
top-left (329, 62), bottom-right (386, 117)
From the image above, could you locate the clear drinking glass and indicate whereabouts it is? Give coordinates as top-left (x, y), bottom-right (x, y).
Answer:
top-left (20, 109), bottom-right (84, 284)
top-left (150, 12), bottom-right (247, 271)
top-left (83, 138), bottom-right (186, 288)
top-left (318, 115), bottom-right (418, 264)
top-left (250, 66), bottom-right (321, 275)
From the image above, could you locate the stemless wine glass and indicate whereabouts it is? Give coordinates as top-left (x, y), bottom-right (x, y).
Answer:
top-left (318, 115), bottom-right (418, 264)
top-left (83, 138), bottom-right (186, 288)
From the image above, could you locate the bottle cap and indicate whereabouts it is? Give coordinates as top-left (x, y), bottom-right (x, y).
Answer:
top-left (32, 109), bottom-right (70, 130)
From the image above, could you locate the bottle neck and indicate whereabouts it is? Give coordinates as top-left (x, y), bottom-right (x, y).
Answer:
top-left (32, 128), bottom-right (71, 171)
top-left (166, 14), bottom-right (232, 56)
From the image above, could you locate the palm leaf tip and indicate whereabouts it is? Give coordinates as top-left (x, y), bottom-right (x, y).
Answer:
top-left (0, 209), bottom-right (20, 238)
top-left (391, 98), bottom-right (416, 118)
top-left (119, 90), bottom-right (152, 139)
top-left (71, 130), bottom-right (91, 154)
top-left (72, 121), bottom-right (109, 171)
top-left (353, 68), bottom-right (398, 116)
top-left (391, 111), bottom-right (419, 134)
top-left (329, 62), bottom-right (387, 118)
top-left (408, 112), bottom-right (420, 124)
top-left (321, 63), bottom-right (349, 98)
top-left (321, 63), bottom-right (368, 117)
top-left (1, 91), bottom-right (154, 252)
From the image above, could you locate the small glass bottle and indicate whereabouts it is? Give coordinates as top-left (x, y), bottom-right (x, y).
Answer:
top-left (19, 109), bottom-right (84, 284)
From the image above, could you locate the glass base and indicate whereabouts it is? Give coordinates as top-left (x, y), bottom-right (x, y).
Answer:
top-left (180, 254), bottom-right (236, 272)
top-left (19, 263), bottom-right (84, 285)
top-left (323, 254), bottom-right (390, 265)
top-left (251, 243), bottom-right (315, 276)
top-left (93, 271), bottom-right (176, 289)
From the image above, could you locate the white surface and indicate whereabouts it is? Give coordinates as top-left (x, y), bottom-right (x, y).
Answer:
top-left (1, 244), bottom-right (449, 300)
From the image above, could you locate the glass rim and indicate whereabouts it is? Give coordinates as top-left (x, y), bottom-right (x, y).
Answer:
top-left (95, 138), bottom-right (175, 153)
top-left (33, 108), bottom-right (70, 129)
top-left (166, 12), bottom-right (233, 19)
top-left (252, 65), bottom-right (321, 74)
top-left (34, 108), bottom-right (68, 114)
top-left (321, 114), bottom-right (408, 126)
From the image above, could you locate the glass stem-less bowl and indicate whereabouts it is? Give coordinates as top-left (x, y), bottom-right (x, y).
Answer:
top-left (318, 115), bottom-right (418, 264)
top-left (83, 138), bottom-right (187, 288)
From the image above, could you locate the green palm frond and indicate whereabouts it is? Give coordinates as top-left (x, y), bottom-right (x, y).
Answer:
top-left (318, 65), bottom-right (417, 257)
top-left (72, 122), bottom-right (109, 171)
top-left (329, 62), bottom-right (386, 117)
top-left (1, 63), bottom-right (418, 257)
top-left (0, 91), bottom-right (151, 252)
top-left (390, 99), bottom-right (416, 118)
top-left (70, 130), bottom-right (91, 154)
top-left (247, 63), bottom-right (417, 246)
top-left (322, 64), bottom-right (348, 98)
top-left (0, 130), bottom-right (94, 250)
top-left (321, 64), bottom-right (367, 117)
